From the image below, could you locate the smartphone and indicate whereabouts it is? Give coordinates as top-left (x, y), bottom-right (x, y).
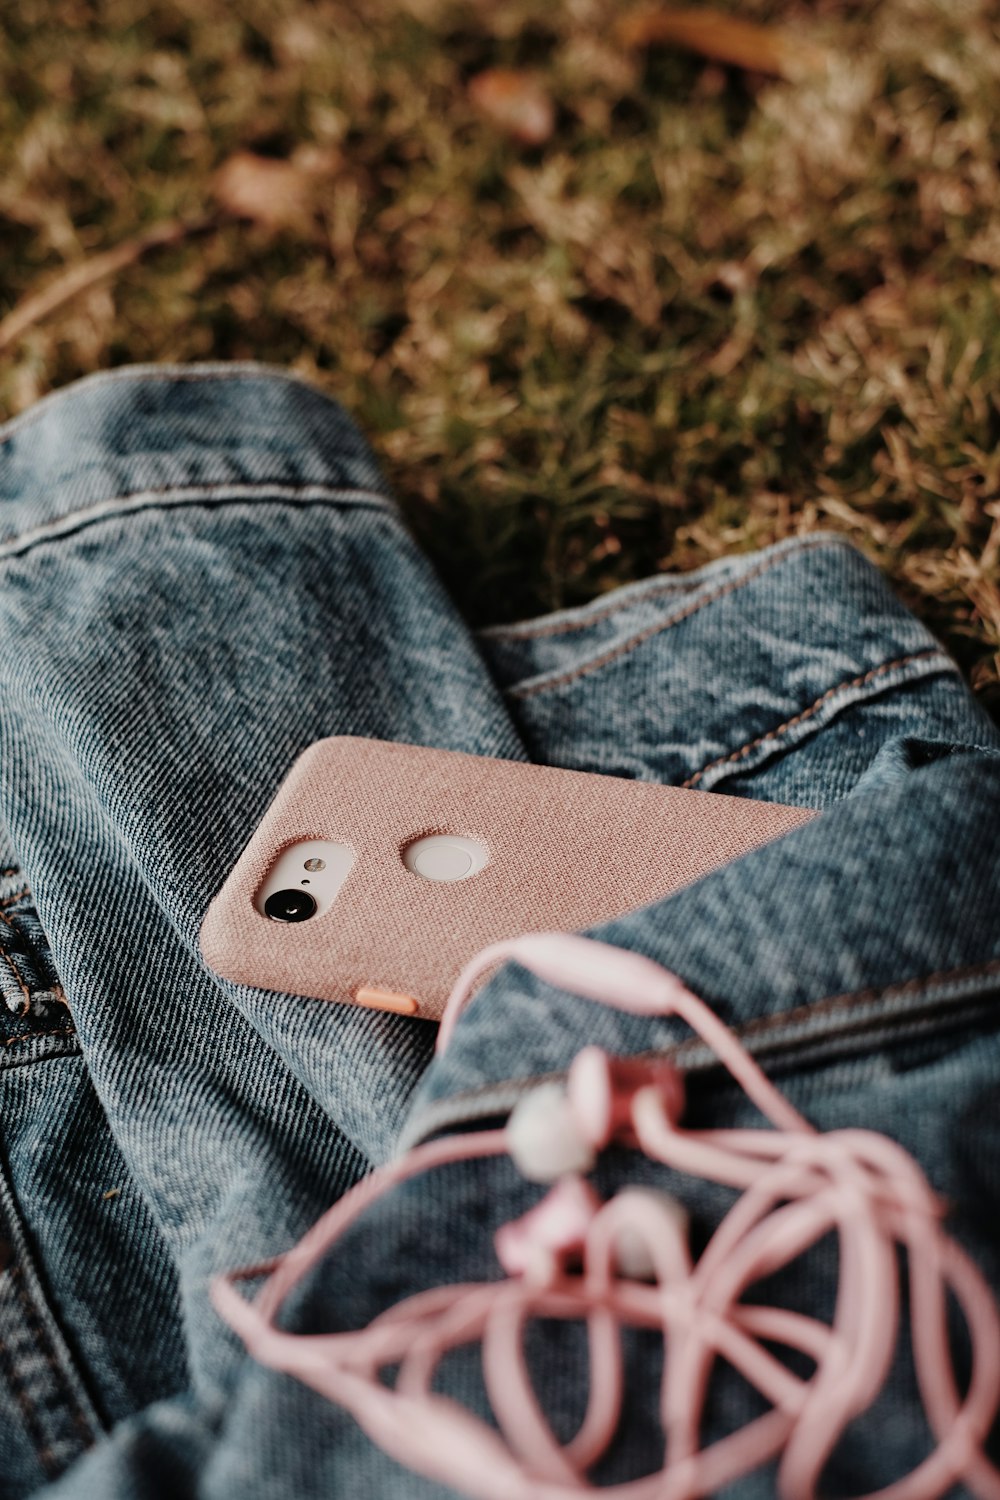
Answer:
top-left (198, 736), bottom-right (817, 1021)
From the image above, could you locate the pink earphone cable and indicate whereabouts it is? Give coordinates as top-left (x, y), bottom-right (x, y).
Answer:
top-left (211, 933), bottom-right (1000, 1499)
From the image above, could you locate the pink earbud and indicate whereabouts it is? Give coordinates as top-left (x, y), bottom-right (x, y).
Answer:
top-left (211, 933), bottom-right (1000, 1500)
top-left (567, 1044), bottom-right (684, 1149)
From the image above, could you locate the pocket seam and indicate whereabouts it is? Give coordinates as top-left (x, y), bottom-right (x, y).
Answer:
top-left (505, 536), bottom-right (843, 689)
top-left (681, 648), bottom-right (951, 789)
top-left (400, 954), bottom-right (1000, 1150)
top-left (0, 483), bottom-right (396, 561)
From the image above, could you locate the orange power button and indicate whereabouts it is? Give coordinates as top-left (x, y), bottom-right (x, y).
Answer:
top-left (354, 986), bottom-right (420, 1017)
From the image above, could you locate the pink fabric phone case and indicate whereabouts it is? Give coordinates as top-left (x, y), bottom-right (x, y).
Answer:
top-left (198, 736), bottom-right (817, 1021)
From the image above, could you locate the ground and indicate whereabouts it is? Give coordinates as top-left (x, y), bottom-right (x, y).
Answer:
top-left (2, 0), bottom-right (999, 716)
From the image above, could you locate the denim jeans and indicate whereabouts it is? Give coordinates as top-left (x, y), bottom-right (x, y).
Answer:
top-left (0, 363), bottom-right (997, 1498)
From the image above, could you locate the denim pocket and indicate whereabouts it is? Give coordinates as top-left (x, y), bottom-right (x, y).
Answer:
top-left (478, 535), bottom-right (998, 803)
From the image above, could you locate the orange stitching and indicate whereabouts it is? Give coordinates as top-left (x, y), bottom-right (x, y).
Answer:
top-left (502, 537), bottom-right (840, 645)
top-left (721, 955), bottom-right (1000, 1043)
top-left (0, 914), bottom-right (33, 1015)
top-left (0, 483), bottom-right (394, 557)
top-left (3, 1026), bottom-right (75, 1049)
top-left (680, 649), bottom-right (948, 789)
top-left (509, 539), bottom-right (842, 697)
top-left (0, 961), bottom-right (31, 1016)
top-left (490, 573), bottom-right (700, 641)
top-left (0, 895), bottom-right (71, 1017)
top-left (0, 887), bottom-right (30, 908)
top-left (408, 955), bottom-right (1000, 1132)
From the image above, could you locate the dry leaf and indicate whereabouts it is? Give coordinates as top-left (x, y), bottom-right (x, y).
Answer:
top-left (468, 69), bottom-right (555, 147)
top-left (0, 215), bottom-right (216, 354)
top-left (616, 8), bottom-right (829, 81)
top-left (212, 147), bottom-right (339, 233)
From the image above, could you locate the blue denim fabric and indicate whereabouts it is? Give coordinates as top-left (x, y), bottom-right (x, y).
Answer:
top-left (0, 363), bottom-right (996, 1498)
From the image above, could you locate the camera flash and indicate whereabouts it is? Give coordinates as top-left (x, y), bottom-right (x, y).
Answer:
top-left (303, 857), bottom-right (326, 872)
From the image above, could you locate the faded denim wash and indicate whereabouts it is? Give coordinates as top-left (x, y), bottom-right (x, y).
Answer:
top-left (0, 363), bottom-right (996, 1498)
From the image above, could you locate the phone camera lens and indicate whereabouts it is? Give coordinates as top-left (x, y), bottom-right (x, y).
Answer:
top-left (264, 888), bottom-right (317, 923)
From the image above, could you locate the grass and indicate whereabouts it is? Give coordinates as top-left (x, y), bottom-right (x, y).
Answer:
top-left (2, 0), bottom-right (999, 716)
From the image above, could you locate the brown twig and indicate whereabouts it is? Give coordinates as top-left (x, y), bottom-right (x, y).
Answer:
top-left (0, 213), bottom-right (220, 354)
top-left (616, 8), bottom-right (830, 80)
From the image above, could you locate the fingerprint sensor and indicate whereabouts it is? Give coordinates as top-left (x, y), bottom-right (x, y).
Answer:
top-left (402, 835), bottom-right (488, 882)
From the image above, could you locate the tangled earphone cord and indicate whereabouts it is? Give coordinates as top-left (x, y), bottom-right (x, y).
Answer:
top-left (211, 933), bottom-right (1000, 1499)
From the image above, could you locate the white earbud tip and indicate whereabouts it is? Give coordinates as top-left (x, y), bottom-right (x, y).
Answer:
top-left (612, 1188), bottom-right (689, 1281)
top-left (506, 1083), bottom-right (597, 1184)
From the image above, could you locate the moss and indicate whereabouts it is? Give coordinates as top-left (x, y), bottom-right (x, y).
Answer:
top-left (2, 0), bottom-right (999, 715)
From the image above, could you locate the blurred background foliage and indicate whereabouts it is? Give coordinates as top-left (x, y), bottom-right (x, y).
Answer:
top-left (2, 0), bottom-right (999, 714)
